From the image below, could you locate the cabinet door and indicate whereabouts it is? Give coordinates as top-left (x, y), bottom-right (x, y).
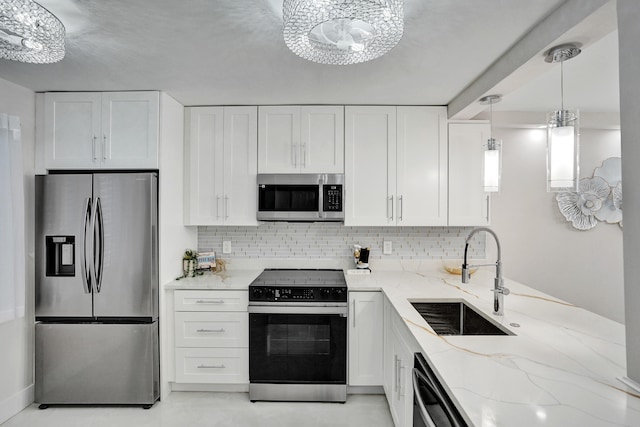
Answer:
top-left (43, 92), bottom-right (101, 170)
top-left (345, 106), bottom-right (396, 226)
top-left (101, 91), bottom-right (159, 169)
top-left (300, 106), bottom-right (344, 173)
top-left (223, 106), bottom-right (258, 226)
top-left (348, 291), bottom-right (383, 386)
top-left (258, 106), bottom-right (301, 173)
top-left (184, 107), bottom-right (225, 225)
top-left (448, 122), bottom-right (491, 226)
top-left (397, 107), bottom-right (448, 226)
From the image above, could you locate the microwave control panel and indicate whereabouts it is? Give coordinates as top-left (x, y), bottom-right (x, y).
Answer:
top-left (323, 185), bottom-right (343, 212)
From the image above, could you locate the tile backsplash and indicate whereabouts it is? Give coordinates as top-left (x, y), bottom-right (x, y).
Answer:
top-left (197, 223), bottom-right (485, 260)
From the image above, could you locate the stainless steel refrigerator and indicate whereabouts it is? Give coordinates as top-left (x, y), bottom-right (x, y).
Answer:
top-left (35, 173), bottom-right (159, 407)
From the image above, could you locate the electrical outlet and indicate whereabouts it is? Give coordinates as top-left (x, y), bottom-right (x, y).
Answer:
top-left (222, 241), bottom-right (232, 254)
top-left (383, 241), bottom-right (392, 255)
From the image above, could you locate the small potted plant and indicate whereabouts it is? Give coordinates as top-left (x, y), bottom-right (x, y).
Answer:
top-left (182, 249), bottom-right (198, 278)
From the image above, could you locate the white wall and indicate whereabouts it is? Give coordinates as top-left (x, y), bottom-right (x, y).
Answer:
top-left (0, 78), bottom-right (35, 423)
top-left (488, 124), bottom-right (623, 322)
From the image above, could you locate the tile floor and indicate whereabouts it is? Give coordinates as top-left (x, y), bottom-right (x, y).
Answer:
top-left (2, 392), bottom-right (394, 427)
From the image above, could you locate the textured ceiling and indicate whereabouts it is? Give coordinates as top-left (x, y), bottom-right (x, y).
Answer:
top-left (0, 0), bottom-right (570, 107)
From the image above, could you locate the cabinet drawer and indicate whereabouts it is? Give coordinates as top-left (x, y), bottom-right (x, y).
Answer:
top-left (174, 290), bottom-right (248, 312)
top-left (175, 312), bottom-right (248, 348)
top-left (175, 348), bottom-right (248, 384)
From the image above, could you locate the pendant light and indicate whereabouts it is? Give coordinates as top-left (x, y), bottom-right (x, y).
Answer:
top-left (479, 94), bottom-right (502, 193)
top-left (545, 43), bottom-right (581, 192)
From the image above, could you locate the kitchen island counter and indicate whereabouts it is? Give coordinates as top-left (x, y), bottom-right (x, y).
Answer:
top-left (347, 267), bottom-right (640, 427)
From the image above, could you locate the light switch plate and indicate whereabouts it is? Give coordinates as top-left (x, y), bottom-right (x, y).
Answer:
top-left (222, 241), bottom-right (232, 254)
top-left (383, 241), bottom-right (392, 255)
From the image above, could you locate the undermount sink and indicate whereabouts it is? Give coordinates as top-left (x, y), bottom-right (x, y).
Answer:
top-left (411, 301), bottom-right (514, 336)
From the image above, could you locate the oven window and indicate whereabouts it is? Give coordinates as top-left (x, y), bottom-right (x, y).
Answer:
top-left (258, 185), bottom-right (319, 212)
top-left (250, 313), bottom-right (346, 384)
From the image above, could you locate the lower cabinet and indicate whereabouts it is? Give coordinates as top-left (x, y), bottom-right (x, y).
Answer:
top-left (384, 296), bottom-right (419, 427)
top-left (348, 291), bottom-right (384, 386)
top-left (174, 290), bottom-right (248, 384)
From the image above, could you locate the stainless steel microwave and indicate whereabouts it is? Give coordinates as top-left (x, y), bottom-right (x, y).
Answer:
top-left (257, 174), bottom-right (344, 222)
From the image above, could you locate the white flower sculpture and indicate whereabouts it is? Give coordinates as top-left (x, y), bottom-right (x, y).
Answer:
top-left (594, 157), bottom-right (623, 225)
top-left (556, 177), bottom-right (611, 230)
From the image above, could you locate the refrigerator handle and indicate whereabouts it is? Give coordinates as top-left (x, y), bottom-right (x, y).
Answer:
top-left (81, 197), bottom-right (92, 294)
top-left (94, 197), bottom-right (105, 293)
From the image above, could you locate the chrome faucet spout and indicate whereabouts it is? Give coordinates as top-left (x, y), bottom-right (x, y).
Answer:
top-left (461, 227), bottom-right (509, 315)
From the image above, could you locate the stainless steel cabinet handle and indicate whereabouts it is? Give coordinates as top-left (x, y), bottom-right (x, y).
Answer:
top-left (390, 196), bottom-right (395, 221)
top-left (301, 143), bottom-right (306, 168)
top-left (102, 135), bottom-right (107, 161)
top-left (216, 196), bottom-right (221, 220)
top-left (197, 328), bottom-right (225, 333)
top-left (197, 364), bottom-right (225, 369)
top-left (224, 195), bottom-right (229, 220)
top-left (196, 300), bottom-right (225, 304)
top-left (81, 197), bottom-right (92, 294)
top-left (352, 300), bottom-right (356, 328)
top-left (399, 196), bottom-right (403, 221)
top-left (486, 195), bottom-right (490, 222)
top-left (292, 143), bottom-right (297, 167)
top-left (92, 136), bottom-right (97, 162)
top-left (394, 355), bottom-right (400, 393)
top-left (399, 363), bottom-right (406, 397)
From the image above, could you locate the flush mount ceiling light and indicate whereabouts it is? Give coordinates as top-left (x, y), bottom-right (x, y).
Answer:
top-left (0, 0), bottom-right (65, 63)
top-left (283, 0), bottom-right (404, 65)
top-left (545, 43), bottom-right (581, 192)
top-left (479, 94), bottom-right (502, 193)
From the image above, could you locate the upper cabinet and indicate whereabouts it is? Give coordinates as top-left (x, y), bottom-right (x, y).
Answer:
top-left (43, 92), bottom-right (159, 170)
top-left (184, 106), bottom-right (258, 226)
top-left (258, 105), bottom-right (344, 174)
top-left (344, 106), bottom-right (448, 226)
top-left (448, 121), bottom-right (491, 226)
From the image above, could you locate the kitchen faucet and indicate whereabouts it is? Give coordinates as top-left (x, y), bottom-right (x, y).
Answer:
top-left (461, 227), bottom-right (510, 315)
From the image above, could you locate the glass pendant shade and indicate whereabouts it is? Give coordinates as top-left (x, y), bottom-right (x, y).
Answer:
top-left (0, 0), bottom-right (65, 63)
top-left (547, 110), bottom-right (579, 192)
top-left (283, 0), bottom-right (404, 65)
top-left (484, 138), bottom-right (501, 193)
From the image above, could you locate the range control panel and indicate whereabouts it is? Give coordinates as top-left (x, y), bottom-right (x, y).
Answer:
top-left (323, 184), bottom-right (343, 212)
top-left (249, 286), bottom-right (346, 302)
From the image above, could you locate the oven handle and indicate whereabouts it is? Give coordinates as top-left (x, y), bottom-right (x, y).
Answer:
top-left (248, 305), bottom-right (348, 315)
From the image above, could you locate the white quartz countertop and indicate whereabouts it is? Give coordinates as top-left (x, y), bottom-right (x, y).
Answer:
top-left (347, 268), bottom-right (640, 426)
top-left (164, 269), bottom-right (262, 290)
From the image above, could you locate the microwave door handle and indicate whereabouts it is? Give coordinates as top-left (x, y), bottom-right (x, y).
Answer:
top-left (413, 368), bottom-right (438, 427)
top-left (81, 197), bottom-right (92, 294)
top-left (413, 368), bottom-right (464, 427)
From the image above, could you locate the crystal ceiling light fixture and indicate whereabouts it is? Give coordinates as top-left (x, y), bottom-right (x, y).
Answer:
top-left (479, 94), bottom-right (502, 193)
top-left (282, 0), bottom-right (404, 65)
top-left (545, 43), bottom-right (581, 192)
top-left (0, 0), bottom-right (65, 63)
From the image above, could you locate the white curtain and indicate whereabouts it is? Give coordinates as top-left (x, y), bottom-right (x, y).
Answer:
top-left (0, 114), bottom-right (25, 323)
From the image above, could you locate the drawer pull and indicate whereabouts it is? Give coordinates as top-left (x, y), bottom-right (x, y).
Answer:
top-left (197, 364), bottom-right (225, 369)
top-left (195, 300), bottom-right (225, 304)
top-left (196, 328), bottom-right (225, 333)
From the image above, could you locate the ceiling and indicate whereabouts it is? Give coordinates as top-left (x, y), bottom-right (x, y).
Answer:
top-left (0, 0), bottom-right (618, 112)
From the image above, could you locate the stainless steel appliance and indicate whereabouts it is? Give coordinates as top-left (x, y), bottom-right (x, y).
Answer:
top-left (35, 173), bottom-right (159, 408)
top-left (413, 353), bottom-right (468, 427)
top-left (256, 174), bottom-right (344, 222)
top-left (248, 269), bottom-right (348, 402)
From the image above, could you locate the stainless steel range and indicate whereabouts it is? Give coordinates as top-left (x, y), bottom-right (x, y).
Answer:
top-left (248, 269), bottom-right (348, 402)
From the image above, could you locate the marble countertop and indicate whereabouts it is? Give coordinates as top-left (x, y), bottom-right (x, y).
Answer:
top-left (347, 268), bottom-right (640, 426)
top-left (164, 270), bottom-right (262, 290)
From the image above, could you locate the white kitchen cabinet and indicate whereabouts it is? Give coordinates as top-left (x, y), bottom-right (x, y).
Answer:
top-left (258, 105), bottom-right (344, 173)
top-left (184, 106), bottom-right (258, 226)
top-left (448, 121), bottom-right (491, 226)
top-left (43, 91), bottom-right (159, 169)
top-left (348, 291), bottom-right (384, 386)
top-left (174, 290), bottom-right (248, 385)
top-left (345, 106), bottom-right (447, 226)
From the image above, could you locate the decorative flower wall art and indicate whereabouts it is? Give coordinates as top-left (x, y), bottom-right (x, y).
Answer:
top-left (556, 157), bottom-right (623, 230)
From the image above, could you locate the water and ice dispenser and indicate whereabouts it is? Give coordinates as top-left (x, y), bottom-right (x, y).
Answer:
top-left (45, 236), bottom-right (75, 277)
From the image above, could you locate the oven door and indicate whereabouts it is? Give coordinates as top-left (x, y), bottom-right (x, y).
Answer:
top-left (248, 306), bottom-right (347, 384)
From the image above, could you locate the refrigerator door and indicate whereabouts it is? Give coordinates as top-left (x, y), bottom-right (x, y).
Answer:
top-left (36, 175), bottom-right (94, 318)
top-left (92, 173), bottom-right (158, 319)
top-left (35, 322), bottom-right (160, 405)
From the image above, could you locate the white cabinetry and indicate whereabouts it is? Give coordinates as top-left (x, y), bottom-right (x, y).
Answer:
top-left (43, 91), bottom-right (159, 169)
top-left (174, 290), bottom-right (249, 384)
top-left (258, 105), bottom-right (344, 173)
top-left (348, 291), bottom-right (383, 386)
top-left (384, 297), bottom-right (419, 427)
top-left (345, 106), bottom-right (447, 226)
top-left (448, 121), bottom-right (491, 226)
top-left (184, 106), bottom-right (258, 226)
